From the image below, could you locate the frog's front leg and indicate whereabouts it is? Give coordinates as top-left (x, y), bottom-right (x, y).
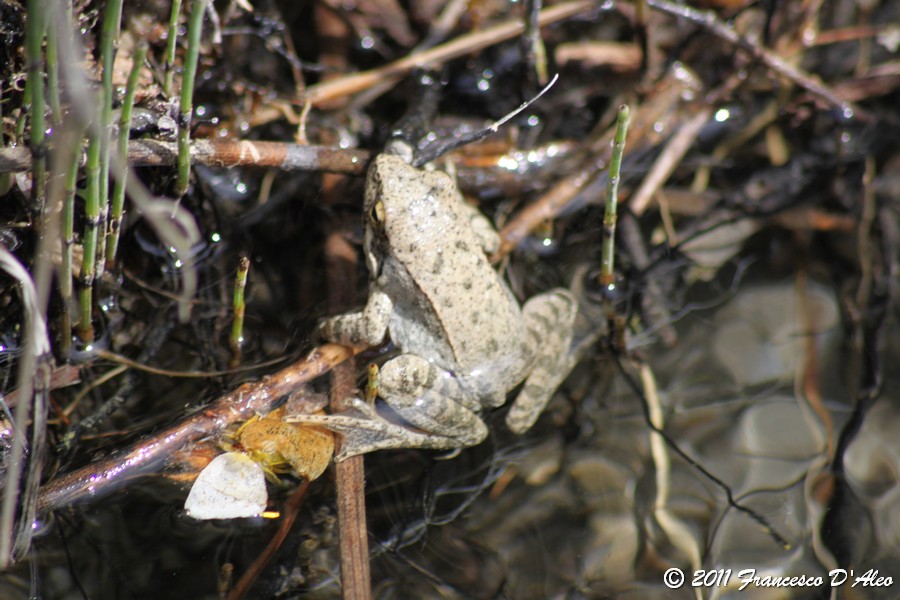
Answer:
top-left (317, 289), bottom-right (392, 347)
top-left (289, 355), bottom-right (488, 460)
top-left (506, 289), bottom-right (578, 434)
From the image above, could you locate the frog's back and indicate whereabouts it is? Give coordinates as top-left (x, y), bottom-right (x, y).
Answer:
top-left (373, 156), bottom-right (527, 377)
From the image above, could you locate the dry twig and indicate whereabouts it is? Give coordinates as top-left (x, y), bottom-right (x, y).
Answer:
top-left (0, 141), bottom-right (371, 175)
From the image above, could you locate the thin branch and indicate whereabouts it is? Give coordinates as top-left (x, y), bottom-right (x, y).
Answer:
top-left (324, 193), bottom-right (372, 599)
top-left (0, 141), bottom-right (371, 175)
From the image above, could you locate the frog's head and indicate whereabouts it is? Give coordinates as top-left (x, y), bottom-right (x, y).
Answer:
top-left (363, 154), bottom-right (456, 274)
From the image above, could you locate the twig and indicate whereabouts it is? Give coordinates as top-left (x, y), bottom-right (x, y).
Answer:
top-left (37, 344), bottom-right (360, 513)
top-left (324, 200), bottom-right (371, 598)
top-left (300, 0), bottom-right (598, 107)
top-left (0, 141), bottom-right (371, 175)
top-left (331, 361), bottom-right (371, 600)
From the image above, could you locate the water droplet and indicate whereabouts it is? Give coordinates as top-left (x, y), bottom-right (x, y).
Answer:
top-left (497, 156), bottom-right (519, 171)
top-left (802, 28), bottom-right (816, 47)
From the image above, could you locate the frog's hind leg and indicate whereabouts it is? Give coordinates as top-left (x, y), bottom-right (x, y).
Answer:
top-left (289, 355), bottom-right (488, 461)
top-left (506, 289), bottom-right (577, 434)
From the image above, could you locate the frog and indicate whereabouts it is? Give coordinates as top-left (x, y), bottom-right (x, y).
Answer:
top-left (288, 151), bottom-right (578, 461)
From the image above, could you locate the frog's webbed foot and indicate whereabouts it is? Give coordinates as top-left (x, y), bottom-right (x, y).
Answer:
top-left (286, 398), bottom-right (464, 461)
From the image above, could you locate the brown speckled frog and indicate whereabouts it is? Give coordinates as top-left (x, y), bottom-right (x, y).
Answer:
top-left (289, 153), bottom-right (577, 460)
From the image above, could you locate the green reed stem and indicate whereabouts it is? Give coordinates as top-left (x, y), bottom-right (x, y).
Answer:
top-left (229, 256), bottom-right (250, 367)
top-left (96, 0), bottom-right (123, 278)
top-left (60, 127), bottom-right (83, 356)
top-left (175, 0), bottom-right (206, 197)
top-left (600, 104), bottom-right (630, 288)
top-left (163, 0), bottom-right (183, 97)
top-left (80, 127), bottom-right (100, 342)
top-left (45, 14), bottom-right (61, 125)
top-left (107, 42), bottom-right (148, 269)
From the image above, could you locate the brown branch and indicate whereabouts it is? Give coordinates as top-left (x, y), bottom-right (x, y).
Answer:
top-left (323, 197), bottom-right (372, 598)
top-left (330, 360), bottom-right (371, 599)
top-left (37, 344), bottom-right (359, 513)
top-left (0, 141), bottom-right (371, 175)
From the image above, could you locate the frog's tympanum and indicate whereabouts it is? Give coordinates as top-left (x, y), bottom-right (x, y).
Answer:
top-left (291, 153), bottom-right (577, 460)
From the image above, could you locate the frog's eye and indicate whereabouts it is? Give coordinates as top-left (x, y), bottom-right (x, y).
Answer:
top-left (370, 200), bottom-right (385, 223)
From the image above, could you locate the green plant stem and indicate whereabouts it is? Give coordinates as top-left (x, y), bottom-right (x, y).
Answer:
top-left (45, 14), bottom-right (62, 124)
top-left (229, 256), bottom-right (250, 367)
top-left (96, 0), bottom-right (124, 278)
top-left (600, 104), bottom-right (630, 288)
top-left (107, 42), bottom-right (148, 269)
top-left (176, 0), bottom-right (206, 197)
top-left (60, 129), bottom-right (83, 356)
top-left (163, 0), bottom-right (183, 97)
top-left (15, 87), bottom-right (29, 144)
top-left (80, 129), bottom-right (100, 342)
top-left (25, 0), bottom-right (46, 208)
